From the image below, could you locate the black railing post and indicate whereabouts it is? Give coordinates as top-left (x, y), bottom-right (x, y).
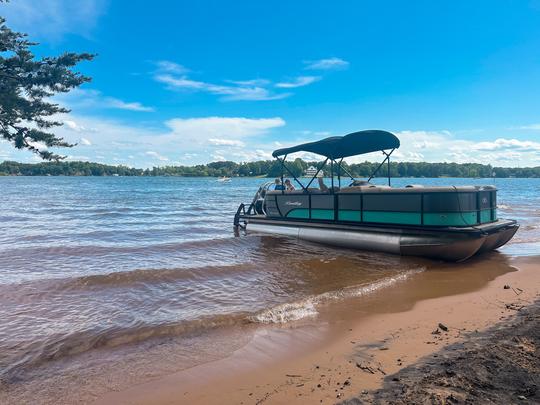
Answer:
top-left (330, 159), bottom-right (334, 192)
top-left (387, 153), bottom-right (391, 186)
top-left (281, 155), bottom-right (286, 195)
top-left (337, 158), bottom-right (343, 188)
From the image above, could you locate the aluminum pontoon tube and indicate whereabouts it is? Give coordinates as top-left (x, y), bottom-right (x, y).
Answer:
top-left (245, 220), bottom-right (519, 262)
top-left (248, 223), bottom-right (401, 254)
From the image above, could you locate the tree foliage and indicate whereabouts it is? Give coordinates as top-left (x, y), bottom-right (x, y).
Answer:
top-left (0, 12), bottom-right (94, 160)
top-left (0, 159), bottom-right (539, 178)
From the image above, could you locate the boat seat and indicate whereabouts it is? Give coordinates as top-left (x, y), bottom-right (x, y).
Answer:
top-left (266, 188), bottom-right (326, 195)
top-left (338, 185), bottom-right (377, 193)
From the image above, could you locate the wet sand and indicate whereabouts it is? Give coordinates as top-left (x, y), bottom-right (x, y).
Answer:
top-left (96, 254), bottom-right (540, 404)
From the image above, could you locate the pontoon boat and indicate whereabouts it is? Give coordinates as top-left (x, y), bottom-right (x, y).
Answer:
top-left (233, 130), bottom-right (518, 262)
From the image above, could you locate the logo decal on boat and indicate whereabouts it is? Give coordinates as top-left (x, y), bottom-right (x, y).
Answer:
top-left (285, 201), bottom-right (302, 206)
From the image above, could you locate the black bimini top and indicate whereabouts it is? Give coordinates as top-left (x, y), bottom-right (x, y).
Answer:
top-left (272, 130), bottom-right (400, 159)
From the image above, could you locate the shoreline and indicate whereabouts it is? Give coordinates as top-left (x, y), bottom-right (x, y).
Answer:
top-left (96, 253), bottom-right (540, 404)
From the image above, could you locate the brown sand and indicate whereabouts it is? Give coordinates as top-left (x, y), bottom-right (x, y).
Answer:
top-left (96, 255), bottom-right (540, 405)
top-left (359, 299), bottom-right (540, 404)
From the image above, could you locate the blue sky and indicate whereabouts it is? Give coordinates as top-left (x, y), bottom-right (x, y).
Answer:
top-left (1, 0), bottom-right (540, 167)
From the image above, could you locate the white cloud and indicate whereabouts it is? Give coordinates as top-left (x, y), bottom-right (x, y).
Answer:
top-left (63, 120), bottom-right (93, 132)
top-left (27, 141), bottom-right (48, 151)
top-left (153, 60), bottom-right (349, 101)
top-left (164, 117), bottom-right (285, 143)
top-left (366, 130), bottom-right (540, 166)
top-left (516, 124), bottom-right (540, 130)
top-left (226, 79), bottom-right (271, 87)
top-left (211, 153), bottom-right (226, 162)
top-left (275, 76), bottom-right (321, 88)
top-left (155, 61), bottom-right (190, 74)
top-left (155, 73), bottom-right (290, 101)
top-left (1, 0), bottom-right (107, 40)
top-left (5, 109), bottom-right (539, 168)
top-left (470, 138), bottom-right (540, 152)
top-left (209, 139), bottom-right (246, 147)
top-left (105, 99), bottom-right (155, 112)
top-left (229, 149), bottom-right (274, 162)
top-left (12, 114), bottom-right (286, 167)
top-left (304, 57), bottom-right (350, 71)
top-left (66, 155), bottom-right (90, 161)
top-left (55, 89), bottom-right (154, 113)
top-left (145, 151), bottom-right (169, 161)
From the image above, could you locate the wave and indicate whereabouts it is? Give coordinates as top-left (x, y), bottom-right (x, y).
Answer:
top-left (251, 301), bottom-right (319, 324)
top-left (64, 263), bottom-right (254, 288)
top-left (1, 268), bottom-right (424, 379)
top-left (0, 235), bottom-right (249, 260)
top-left (251, 269), bottom-right (423, 324)
top-left (1, 313), bottom-right (250, 380)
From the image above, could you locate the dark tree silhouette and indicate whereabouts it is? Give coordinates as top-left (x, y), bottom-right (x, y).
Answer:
top-left (0, 7), bottom-right (94, 160)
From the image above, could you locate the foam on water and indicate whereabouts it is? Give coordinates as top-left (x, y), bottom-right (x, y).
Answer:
top-left (251, 269), bottom-right (424, 324)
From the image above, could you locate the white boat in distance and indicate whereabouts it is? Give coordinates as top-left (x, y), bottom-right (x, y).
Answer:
top-left (217, 176), bottom-right (232, 182)
top-left (304, 166), bottom-right (323, 177)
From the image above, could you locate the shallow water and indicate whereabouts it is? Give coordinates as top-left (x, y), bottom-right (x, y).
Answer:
top-left (0, 176), bottom-right (538, 402)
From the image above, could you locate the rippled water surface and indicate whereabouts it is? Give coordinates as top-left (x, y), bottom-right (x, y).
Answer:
top-left (0, 176), bottom-right (538, 403)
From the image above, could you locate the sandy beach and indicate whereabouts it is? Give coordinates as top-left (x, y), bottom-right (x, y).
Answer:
top-left (95, 253), bottom-right (540, 404)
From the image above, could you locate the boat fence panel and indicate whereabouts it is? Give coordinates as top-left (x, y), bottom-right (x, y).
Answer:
top-left (276, 195), bottom-right (309, 218)
top-left (263, 189), bottom-right (498, 227)
top-left (310, 195), bottom-right (335, 220)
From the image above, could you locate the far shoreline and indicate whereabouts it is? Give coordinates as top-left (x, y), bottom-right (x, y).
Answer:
top-left (1, 174), bottom-right (539, 179)
top-left (1, 159), bottom-right (539, 178)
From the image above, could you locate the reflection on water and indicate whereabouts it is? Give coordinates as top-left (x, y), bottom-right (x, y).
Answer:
top-left (0, 177), bottom-right (538, 404)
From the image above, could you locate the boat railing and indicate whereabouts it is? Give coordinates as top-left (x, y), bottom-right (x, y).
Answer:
top-left (255, 186), bottom-right (498, 227)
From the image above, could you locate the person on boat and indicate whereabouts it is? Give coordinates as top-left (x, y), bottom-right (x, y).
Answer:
top-left (273, 178), bottom-right (285, 191)
top-left (317, 177), bottom-right (329, 192)
top-left (349, 179), bottom-right (371, 187)
top-left (284, 179), bottom-right (295, 191)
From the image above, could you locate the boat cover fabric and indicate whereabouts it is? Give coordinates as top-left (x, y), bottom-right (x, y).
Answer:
top-left (272, 130), bottom-right (400, 159)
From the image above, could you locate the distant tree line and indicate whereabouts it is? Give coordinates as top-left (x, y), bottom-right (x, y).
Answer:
top-left (0, 159), bottom-right (539, 178)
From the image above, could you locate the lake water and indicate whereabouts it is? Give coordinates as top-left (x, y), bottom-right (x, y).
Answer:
top-left (0, 176), bottom-right (539, 403)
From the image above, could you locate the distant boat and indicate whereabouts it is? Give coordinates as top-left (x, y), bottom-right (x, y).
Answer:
top-left (217, 176), bottom-right (231, 183)
top-left (304, 165), bottom-right (323, 177)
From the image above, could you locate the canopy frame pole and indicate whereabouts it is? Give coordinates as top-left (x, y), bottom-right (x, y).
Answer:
top-left (277, 156), bottom-right (307, 192)
top-left (305, 158), bottom-right (329, 189)
top-left (386, 150), bottom-right (392, 186)
top-left (368, 149), bottom-right (395, 184)
top-left (281, 155), bottom-right (285, 194)
top-left (339, 163), bottom-right (356, 182)
top-left (337, 158), bottom-right (343, 188)
top-left (330, 159), bottom-right (334, 192)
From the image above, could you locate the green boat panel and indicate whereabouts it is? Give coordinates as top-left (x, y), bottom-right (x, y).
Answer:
top-left (338, 210), bottom-right (362, 222)
top-left (286, 208), bottom-right (310, 219)
top-left (311, 209), bottom-right (335, 220)
top-left (423, 212), bottom-right (478, 226)
top-left (480, 209), bottom-right (492, 223)
top-left (363, 211), bottom-right (422, 225)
